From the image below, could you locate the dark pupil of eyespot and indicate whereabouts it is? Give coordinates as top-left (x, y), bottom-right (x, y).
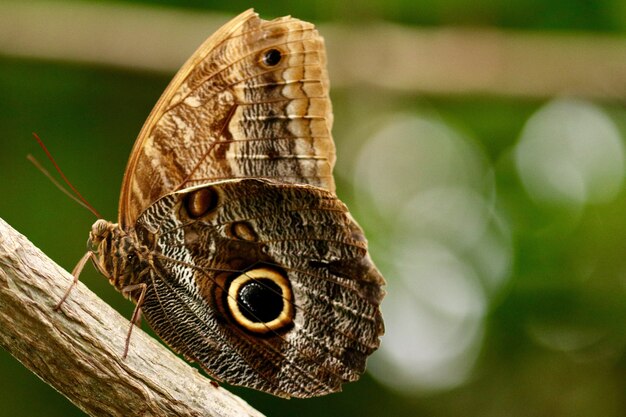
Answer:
top-left (237, 279), bottom-right (283, 323)
top-left (263, 49), bottom-right (282, 66)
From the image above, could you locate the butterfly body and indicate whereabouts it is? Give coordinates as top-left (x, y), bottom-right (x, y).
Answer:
top-left (88, 219), bottom-right (149, 294)
top-left (83, 10), bottom-right (385, 398)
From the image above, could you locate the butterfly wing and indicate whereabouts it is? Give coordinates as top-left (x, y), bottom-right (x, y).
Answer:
top-left (119, 10), bottom-right (335, 228)
top-left (134, 180), bottom-right (384, 398)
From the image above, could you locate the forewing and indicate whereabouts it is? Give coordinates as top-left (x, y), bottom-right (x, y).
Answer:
top-left (119, 10), bottom-right (335, 228)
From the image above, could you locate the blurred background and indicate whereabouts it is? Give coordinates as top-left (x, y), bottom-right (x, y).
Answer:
top-left (1, 0), bottom-right (625, 416)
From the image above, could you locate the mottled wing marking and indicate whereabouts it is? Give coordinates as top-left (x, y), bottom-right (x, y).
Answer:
top-left (119, 10), bottom-right (335, 228)
top-left (134, 180), bottom-right (384, 398)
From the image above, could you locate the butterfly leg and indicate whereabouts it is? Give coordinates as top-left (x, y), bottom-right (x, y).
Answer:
top-left (54, 251), bottom-right (94, 310)
top-left (120, 282), bottom-right (147, 359)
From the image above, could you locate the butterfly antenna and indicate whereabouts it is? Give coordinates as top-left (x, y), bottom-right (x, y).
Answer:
top-left (29, 133), bottom-right (103, 219)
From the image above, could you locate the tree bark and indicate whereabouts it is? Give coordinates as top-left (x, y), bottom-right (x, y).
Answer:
top-left (0, 218), bottom-right (265, 417)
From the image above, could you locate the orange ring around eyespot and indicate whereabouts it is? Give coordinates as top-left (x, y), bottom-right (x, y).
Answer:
top-left (227, 267), bottom-right (293, 334)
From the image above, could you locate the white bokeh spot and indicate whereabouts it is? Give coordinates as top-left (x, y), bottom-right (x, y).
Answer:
top-left (515, 98), bottom-right (624, 207)
top-left (355, 114), bottom-right (512, 393)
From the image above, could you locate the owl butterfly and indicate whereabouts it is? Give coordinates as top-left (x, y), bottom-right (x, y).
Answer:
top-left (62, 9), bottom-right (385, 398)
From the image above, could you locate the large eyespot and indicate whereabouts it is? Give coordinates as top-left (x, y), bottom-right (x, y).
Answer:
top-left (183, 187), bottom-right (218, 219)
top-left (260, 48), bottom-right (283, 67)
top-left (226, 267), bottom-right (294, 334)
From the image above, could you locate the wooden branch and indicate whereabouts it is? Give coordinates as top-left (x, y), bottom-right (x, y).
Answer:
top-left (0, 218), bottom-right (265, 417)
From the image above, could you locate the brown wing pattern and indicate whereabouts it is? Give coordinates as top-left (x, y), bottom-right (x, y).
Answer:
top-left (134, 180), bottom-right (384, 398)
top-left (119, 10), bottom-right (335, 228)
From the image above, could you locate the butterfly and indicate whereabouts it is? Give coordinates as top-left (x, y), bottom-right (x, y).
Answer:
top-left (61, 9), bottom-right (385, 398)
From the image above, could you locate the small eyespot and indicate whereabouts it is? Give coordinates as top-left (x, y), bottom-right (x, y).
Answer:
top-left (226, 267), bottom-right (294, 334)
top-left (229, 221), bottom-right (258, 242)
top-left (261, 48), bottom-right (283, 67)
top-left (184, 187), bottom-right (218, 219)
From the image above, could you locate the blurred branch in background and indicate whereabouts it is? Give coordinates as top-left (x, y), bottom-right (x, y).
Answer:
top-left (1, 1), bottom-right (625, 99)
top-left (0, 218), bottom-right (264, 417)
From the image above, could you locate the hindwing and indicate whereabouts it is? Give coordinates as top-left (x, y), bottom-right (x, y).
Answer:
top-left (133, 180), bottom-right (384, 398)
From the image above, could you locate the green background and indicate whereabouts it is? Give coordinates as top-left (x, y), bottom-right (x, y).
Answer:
top-left (1, 0), bottom-right (625, 416)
